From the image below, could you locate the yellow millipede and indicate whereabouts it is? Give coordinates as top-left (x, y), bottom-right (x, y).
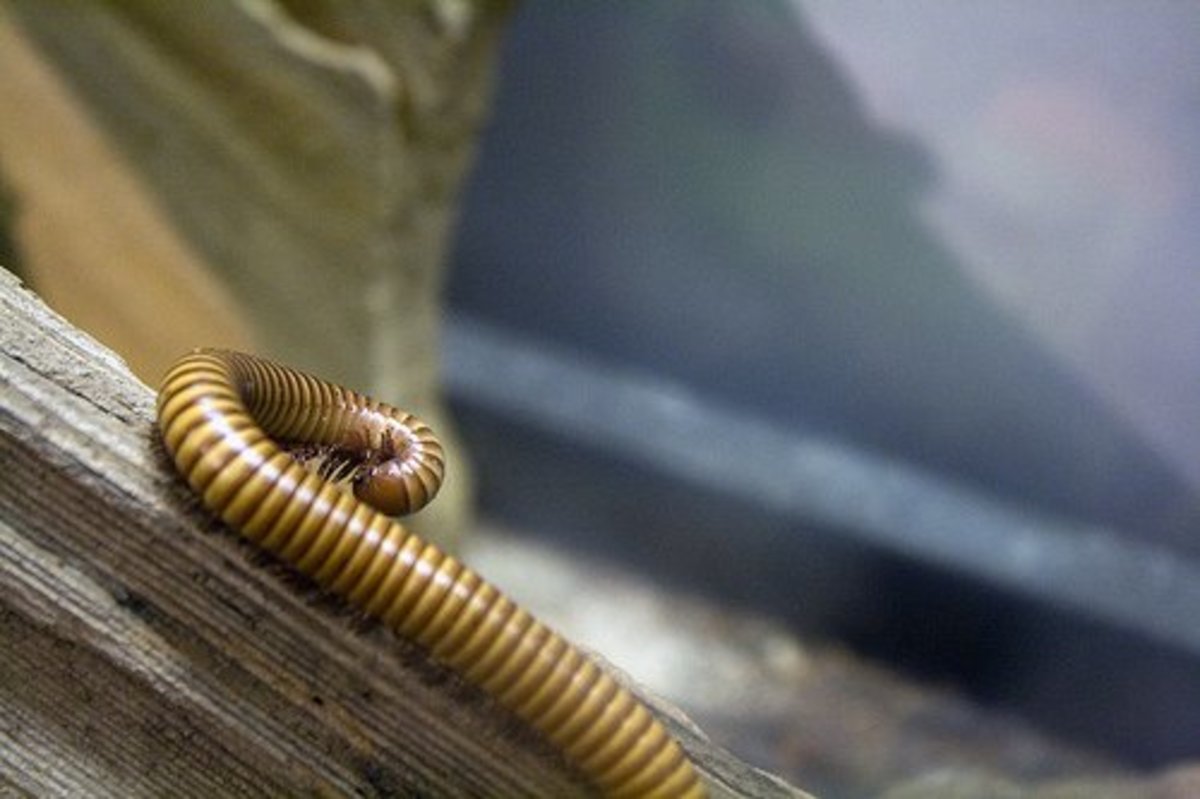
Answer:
top-left (156, 348), bottom-right (705, 798)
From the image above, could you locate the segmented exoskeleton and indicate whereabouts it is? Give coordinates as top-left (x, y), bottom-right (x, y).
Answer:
top-left (156, 349), bottom-right (705, 799)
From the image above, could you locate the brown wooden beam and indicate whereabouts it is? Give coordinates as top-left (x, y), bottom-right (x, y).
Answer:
top-left (0, 268), bottom-right (812, 798)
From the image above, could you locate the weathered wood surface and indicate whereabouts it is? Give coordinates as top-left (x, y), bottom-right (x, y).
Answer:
top-left (0, 268), bottom-right (812, 797)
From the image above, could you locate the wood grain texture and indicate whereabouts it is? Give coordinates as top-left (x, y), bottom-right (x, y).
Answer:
top-left (0, 269), bottom-right (813, 798)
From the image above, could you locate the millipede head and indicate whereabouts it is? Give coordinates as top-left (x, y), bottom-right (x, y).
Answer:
top-left (353, 454), bottom-right (443, 517)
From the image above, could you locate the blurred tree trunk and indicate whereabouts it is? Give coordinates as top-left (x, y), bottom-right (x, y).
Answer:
top-left (1, 0), bottom-right (515, 547)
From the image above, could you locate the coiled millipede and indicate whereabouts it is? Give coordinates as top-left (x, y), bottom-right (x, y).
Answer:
top-left (156, 349), bottom-right (705, 798)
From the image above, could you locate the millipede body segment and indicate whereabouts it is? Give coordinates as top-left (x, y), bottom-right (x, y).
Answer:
top-left (156, 348), bottom-right (705, 798)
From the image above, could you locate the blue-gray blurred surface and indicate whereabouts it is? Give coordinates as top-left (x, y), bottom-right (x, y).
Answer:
top-left (446, 0), bottom-right (1200, 768)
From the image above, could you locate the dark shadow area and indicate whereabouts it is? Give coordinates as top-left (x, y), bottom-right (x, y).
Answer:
top-left (0, 172), bottom-right (23, 279)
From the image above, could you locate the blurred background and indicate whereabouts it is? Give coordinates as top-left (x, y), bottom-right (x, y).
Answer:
top-left (3, 1), bottom-right (1199, 796)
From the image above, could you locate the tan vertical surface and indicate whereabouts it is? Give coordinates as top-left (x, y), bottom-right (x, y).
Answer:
top-left (0, 14), bottom-right (255, 384)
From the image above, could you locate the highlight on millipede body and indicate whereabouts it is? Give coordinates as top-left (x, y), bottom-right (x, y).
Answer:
top-left (156, 348), bottom-right (707, 798)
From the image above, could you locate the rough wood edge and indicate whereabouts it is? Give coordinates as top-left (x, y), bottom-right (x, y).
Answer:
top-left (0, 268), bottom-right (813, 798)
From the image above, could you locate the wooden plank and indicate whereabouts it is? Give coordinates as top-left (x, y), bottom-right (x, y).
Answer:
top-left (0, 268), bottom-right (812, 798)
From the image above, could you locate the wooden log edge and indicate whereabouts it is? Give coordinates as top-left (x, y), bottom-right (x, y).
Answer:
top-left (0, 268), bottom-right (812, 798)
